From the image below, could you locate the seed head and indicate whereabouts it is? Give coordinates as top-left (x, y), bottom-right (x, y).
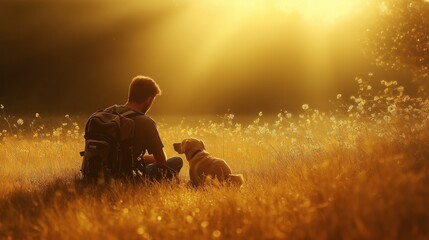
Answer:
top-left (17, 118), bottom-right (24, 125)
top-left (302, 104), bottom-right (309, 110)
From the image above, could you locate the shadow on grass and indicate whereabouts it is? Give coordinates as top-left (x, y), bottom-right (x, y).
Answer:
top-left (0, 174), bottom-right (151, 239)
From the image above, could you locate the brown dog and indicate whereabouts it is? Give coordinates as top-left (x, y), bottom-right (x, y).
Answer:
top-left (173, 138), bottom-right (244, 187)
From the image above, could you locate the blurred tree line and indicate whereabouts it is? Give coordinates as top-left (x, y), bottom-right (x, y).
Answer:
top-left (365, 0), bottom-right (429, 92)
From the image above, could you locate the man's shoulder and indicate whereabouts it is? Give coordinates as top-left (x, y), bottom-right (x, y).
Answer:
top-left (104, 104), bottom-right (156, 126)
top-left (132, 114), bottom-right (156, 125)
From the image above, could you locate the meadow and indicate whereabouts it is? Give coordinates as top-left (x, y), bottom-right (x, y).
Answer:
top-left (1, 79), bottom-right (429, 239)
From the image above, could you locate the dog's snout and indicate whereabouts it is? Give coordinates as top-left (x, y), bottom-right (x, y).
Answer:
top-left (173, 143), bottom-right (181, 152)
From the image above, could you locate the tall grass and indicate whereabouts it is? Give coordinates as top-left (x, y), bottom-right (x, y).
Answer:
top-left (1, 78), bottom-right (428, 239)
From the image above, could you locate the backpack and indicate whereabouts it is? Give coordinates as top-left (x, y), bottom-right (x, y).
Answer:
top-left (80, 105), bottom-right (143, 183)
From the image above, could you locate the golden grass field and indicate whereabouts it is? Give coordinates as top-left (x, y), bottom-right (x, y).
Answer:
top-left (1, 80), bottom-right (429, 239)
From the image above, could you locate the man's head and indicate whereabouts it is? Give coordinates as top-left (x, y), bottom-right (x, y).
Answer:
top-left (127, 76), bottom-right (161, 113)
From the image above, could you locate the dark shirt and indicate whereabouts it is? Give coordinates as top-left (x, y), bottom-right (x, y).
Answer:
top-left (115, 105), bottom-right (164, 160)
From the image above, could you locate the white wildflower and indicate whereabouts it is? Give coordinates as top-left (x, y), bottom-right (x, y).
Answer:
top-left (388, 104), bottom-right (396, 113)
top-left (336, 94), bottom-right (342, 99)
top-left (302, 104), bottom-right (309, 110)
top-left (35, 113), bottom-right (40, 118)
top-left (17, 118), bottom-right (24, 125)
top-left (0, 104), bottom-right (4, 109)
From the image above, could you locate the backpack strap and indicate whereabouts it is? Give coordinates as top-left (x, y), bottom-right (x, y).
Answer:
top-left (118, 109), bottom-right (143, 119)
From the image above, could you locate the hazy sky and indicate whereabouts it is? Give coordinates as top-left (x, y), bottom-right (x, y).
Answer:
top-left (0, 0), bottom-right (413, 115)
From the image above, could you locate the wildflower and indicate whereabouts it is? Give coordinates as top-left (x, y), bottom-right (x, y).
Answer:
top-left (403, 96), bottom-right (410, 102)
top-left (17, 118), bottom-right (24, 125)
top-left (397, 86), bottom-right (404, 93)
top-left (200, 221), bottom-right (209, 228)
top-left (357, 78), bottom-right (363, 84)
top-left (212, 230), bottom-right (221, 238)
top-left (368, 72), bottom-right (373, 76)
top-left (65, 114), bottom-right (70, 118)
top-left (0, 104), bottom-right (4, 109)
top-left (383, 115), bottom-right (391, 121)
top-left (258, 111), bottom-right (263, 117)
top-left (302, 104), bottom-right (309, 110)
top-left (367, 85), bottom-right (372, 90)
top-left (286, 113), bottom-right (292, 119)
top-left (387, 104), bottom-right (396, 113)
top-left (336, 94), bottom-right (342, 99)
top-left (35, 113), bottom-right (40, 118)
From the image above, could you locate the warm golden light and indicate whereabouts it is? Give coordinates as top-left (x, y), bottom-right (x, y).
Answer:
top-left (200, 0), bottom-right (366, 24)
top-left (133, 0), bottom-right (368, 109)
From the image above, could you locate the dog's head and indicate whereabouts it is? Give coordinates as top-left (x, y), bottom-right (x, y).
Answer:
top-left (173, 138), bottom-right (206, 160)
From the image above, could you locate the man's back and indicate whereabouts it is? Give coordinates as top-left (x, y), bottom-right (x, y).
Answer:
top-left (114, 105), bottom-right (164, 162)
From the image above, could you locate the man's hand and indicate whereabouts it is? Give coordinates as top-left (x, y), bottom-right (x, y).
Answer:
top-left (143, 155), bottom-right (156, 164)
top-left (146, 147), bottom-right (167, 166)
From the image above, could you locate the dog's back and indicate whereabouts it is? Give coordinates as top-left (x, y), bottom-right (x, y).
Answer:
top-left (227, 174), bottom-right (245, 186)
top-left (190, 153), bottom-right (244, 187)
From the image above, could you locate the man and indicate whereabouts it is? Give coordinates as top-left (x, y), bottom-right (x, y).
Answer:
top-left (117, 75), bottom-right (182, 181)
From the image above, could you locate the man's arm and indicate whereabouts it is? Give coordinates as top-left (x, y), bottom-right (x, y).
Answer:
top-left (144, 147), bottom-right (167, 166)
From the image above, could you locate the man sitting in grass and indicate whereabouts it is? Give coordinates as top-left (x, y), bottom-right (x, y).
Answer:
top-left (117, 76), bottom-right (183, 181)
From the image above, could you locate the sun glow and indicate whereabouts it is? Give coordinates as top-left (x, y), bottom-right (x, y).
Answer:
top-left (123, 0), bottom-right (371, 111)
top-left (162, 0), bottom-right (366, 93)
top-left (201, 0), bottom-right (366, 24)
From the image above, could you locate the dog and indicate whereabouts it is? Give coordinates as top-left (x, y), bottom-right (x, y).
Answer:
top-left (173, 138), bottom-right (244, 187)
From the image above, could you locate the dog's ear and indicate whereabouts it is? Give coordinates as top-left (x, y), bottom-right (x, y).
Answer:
top-left (181, 139), bottom-right (190, 153)
top-left (199, 140), bottom-right (206, 150)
